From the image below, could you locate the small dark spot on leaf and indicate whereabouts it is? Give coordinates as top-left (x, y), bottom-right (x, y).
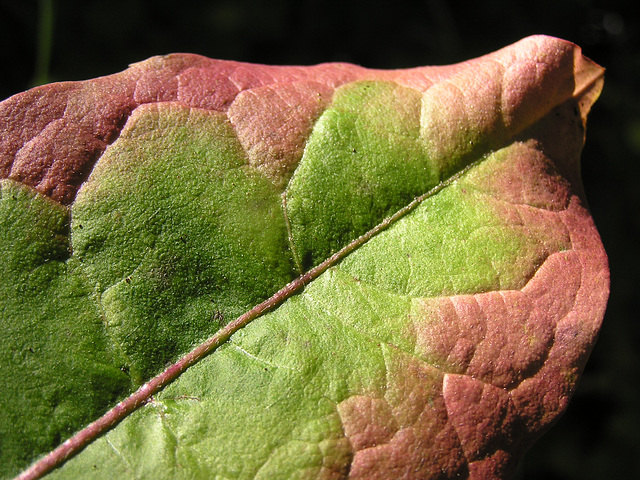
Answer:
top-left (175, 395), bottom-right (200, 402)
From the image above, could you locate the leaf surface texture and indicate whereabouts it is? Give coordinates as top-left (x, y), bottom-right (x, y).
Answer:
top-left (0, 35), bottom-right (608, 479)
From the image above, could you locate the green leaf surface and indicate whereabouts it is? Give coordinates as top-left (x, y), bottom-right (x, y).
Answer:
top-left (0, 35), bottom-right (608, 479)
top-left (0, 181), bottom-right (130, 476)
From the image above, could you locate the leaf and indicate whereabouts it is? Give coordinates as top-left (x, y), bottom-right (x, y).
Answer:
top-left (0, 35), bottom-right (608, 479)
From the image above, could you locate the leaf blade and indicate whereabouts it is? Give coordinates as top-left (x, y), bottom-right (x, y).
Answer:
top-left (0, 35), bottom-right (608, 479)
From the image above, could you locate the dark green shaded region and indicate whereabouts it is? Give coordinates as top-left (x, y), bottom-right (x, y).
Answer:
top-left (0, 180), bottom-right (130, 479)
top-left (72, 104), bottom-right (296, 382)
top-left (285, 81), bottom-right (441, 269)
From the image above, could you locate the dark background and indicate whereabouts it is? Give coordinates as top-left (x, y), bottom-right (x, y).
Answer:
top-left (1, 0), bottom-right (638, 478)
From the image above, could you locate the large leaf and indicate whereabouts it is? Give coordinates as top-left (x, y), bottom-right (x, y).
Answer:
top-left (0, 35), bottom-right (608, 479)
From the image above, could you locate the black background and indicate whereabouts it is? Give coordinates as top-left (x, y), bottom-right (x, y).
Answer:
top-left (1, 1), bottom-right (638, 478)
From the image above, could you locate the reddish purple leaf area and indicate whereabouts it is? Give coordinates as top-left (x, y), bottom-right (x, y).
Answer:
top-left (0, 56), bottom-right (363, 203)
top-left (1, 35), bottom-right (602, 205)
